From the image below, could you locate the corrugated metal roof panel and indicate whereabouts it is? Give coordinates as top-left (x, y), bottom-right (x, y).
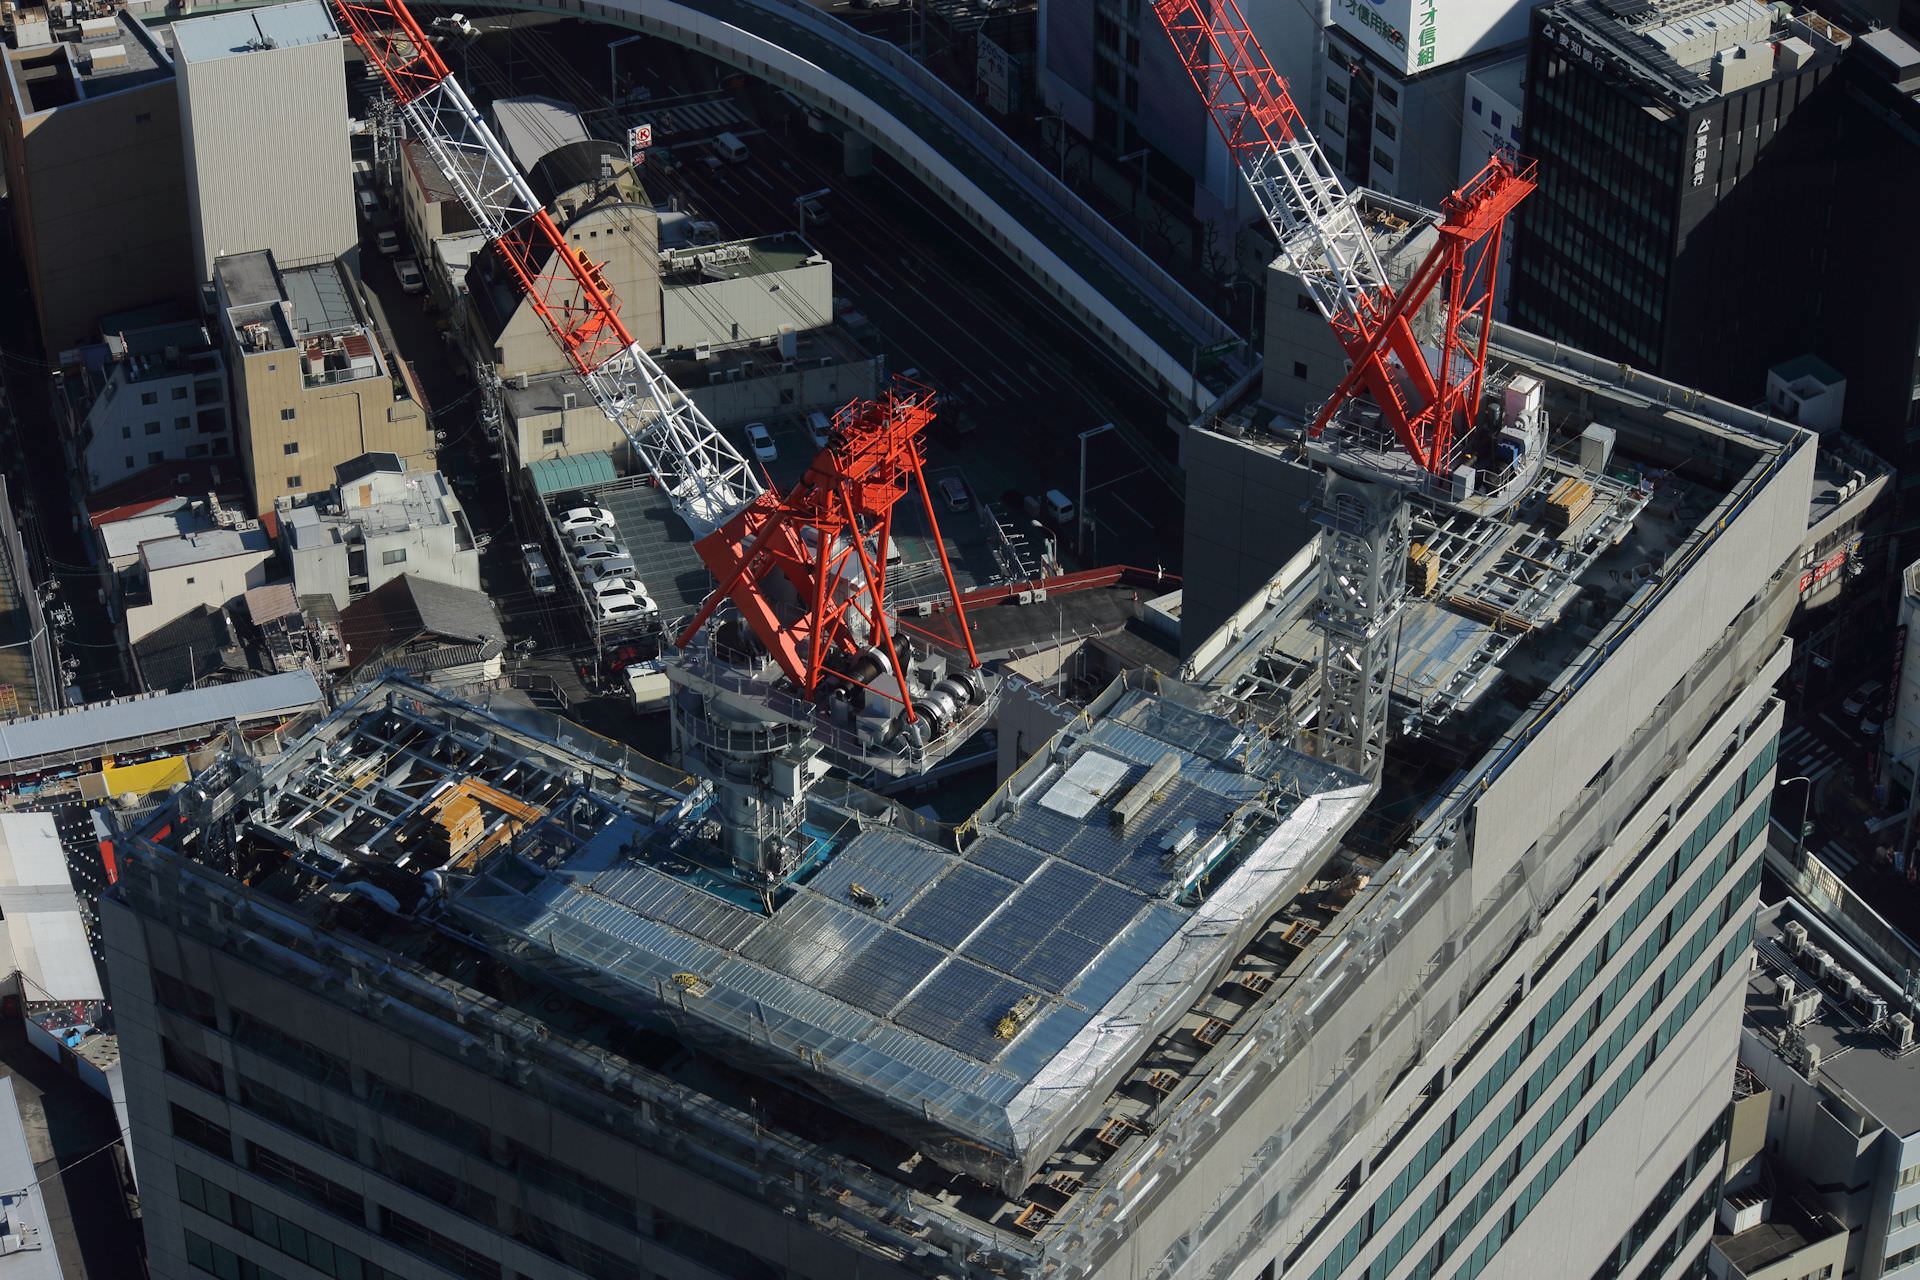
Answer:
top-left (0, 671), bottom-right (321, 767)
top-left (527, 452), bottom-right (619, 497)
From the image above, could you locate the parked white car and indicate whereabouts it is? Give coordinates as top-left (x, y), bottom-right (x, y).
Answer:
top-left (557, 506), bottom-right (617, 532)
top-left (579, 555), bottom-right (638, 583)
top-left (395, 258), bottom-right (424, 294)
top-left (745, 422), bottom-right (777, 462)
top-left (591, 574), bottom-right (648, 597)
top-left (574, 543), bottom-right (632, 568)
top-left (596, 591), bottom-right (657, 623)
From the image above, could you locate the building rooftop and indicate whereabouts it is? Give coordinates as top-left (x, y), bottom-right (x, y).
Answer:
top-left (1539, 0), bottom-right (1849, 113)
top-left (110, 327), bottom-right (1816, 1271)
top-left (1715, 1209), bottom-right (1841, 1277)
top-left (281, 470), bottom-right (470, 550)
top-left (490, 94), bottom-right (591, 175)
top-left (0, 671), bottom-right (320, 772)
top-left (1748, 902), bottom-right (1920, 1138)
top-left (169, 0), bottom-right (339, 66)
top-left (658, 233), bottom-right (828, 289)
top-left (283, 261), bottom-right (361, 339)
top-left (139, 525), bottom-right (271, 573)
top-left (0, 1077), bottom-right (66, 1280)
top-left (401, 137), bottom-right (507, 210)
top-left (2, 10), bottom-right (170, 115)
top-left (0, 813), bottom-right (102, 1007)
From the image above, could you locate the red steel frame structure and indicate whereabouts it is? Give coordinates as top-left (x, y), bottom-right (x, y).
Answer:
top-left (1154, 0), bottom-right (1534, 476)
top-left (676, 385), bottom-right (981, 724)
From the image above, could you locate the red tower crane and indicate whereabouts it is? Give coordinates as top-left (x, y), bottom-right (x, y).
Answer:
top-left (676, 383), bottom-right (982, 729)
top-left (333, 0), bottom-right (757, 533)
top-left (1153, 0), bottom-right (1535, 477)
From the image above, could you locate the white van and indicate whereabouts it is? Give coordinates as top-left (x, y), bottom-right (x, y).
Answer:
top-left (714, 131), bottom-right (749, 163)
top-left (805, 411), bottom-right (832, 448)
top-left (1043, 489), bottom-right (1076, 525)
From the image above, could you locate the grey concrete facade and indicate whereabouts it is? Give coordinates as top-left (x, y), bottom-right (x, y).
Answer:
top-left (173, 1), bottom-right (356, 282)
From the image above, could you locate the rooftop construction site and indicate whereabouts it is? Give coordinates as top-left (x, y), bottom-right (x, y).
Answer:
top-left (111, 322), bottom-right (1817, 1272)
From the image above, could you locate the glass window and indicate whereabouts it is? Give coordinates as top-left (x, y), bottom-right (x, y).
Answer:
top-left (381, 548), bottom-right (406, 566)
top-left (171, 1103), bottom-right (232, 1159)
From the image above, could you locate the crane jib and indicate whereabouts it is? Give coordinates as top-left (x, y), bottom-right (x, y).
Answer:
top-left (1152, 0), bottom-right (1535, 477)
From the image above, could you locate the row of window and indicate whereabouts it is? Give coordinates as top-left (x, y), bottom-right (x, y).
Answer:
top-left (185, 1229), bottom-right (288, 1280)
top-left (1627, 1174), bottom-right (1720, 1280)
top-left (1304, 748), bottom-right (1769, 1280)
top-left (1891, 1242), bottom-right (1920, 1272)
top-left (178, 1168), bottom-right (403, 1280)
top-left (1592, 1109), bottom-right (1731, 1279)
top-left (1375, 827), bottom-right (1762, 1280)
top-left (1447, 913), bottom-right (1757, 1280)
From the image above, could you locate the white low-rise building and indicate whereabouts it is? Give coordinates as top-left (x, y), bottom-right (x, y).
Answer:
top-left (58, 311), bottom-right (233, 492)
top-left (121, 522), bottom-right (275, 646)
top-left (279, 453), bottom-right (481, 612)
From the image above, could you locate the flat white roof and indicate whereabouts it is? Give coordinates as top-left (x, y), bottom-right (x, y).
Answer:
top-left (171, 0), bottom-right (338, 65)
top-left (0, 815), bottom-right (100, 1005)
top-left (0, 1077), bottom-right (65, 1279)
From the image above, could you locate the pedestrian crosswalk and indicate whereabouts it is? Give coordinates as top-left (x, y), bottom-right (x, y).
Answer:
top-left (1781, 724), bottom-right (1842, 784)
top-left (650, 99), bottom-right (748, 138)
top-left (1811, 840), bottom-right (1859, 878)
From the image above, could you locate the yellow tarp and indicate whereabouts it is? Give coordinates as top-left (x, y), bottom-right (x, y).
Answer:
top-left (100, 756), bottom-right (189, 797)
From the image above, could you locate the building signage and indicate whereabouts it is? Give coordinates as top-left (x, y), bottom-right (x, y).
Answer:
top-left (1545, 21), bottom-right (1607, 72)
top-left (1416, 0), bottom-right (1438, 66)
top-left (1334, 0), bottom-right (1406, 59)
top-left (629, 122), bottom-right (654, 167)
top-left (978, 34), bottom-right (1015, 116)
top-left (1691, 117), bottom-right (1711, 187)
top-left (1799, 546), bottom-right (1850, 593)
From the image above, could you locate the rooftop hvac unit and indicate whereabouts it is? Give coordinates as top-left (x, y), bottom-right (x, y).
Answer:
top-left (1806, 946), bottom-right (1831, 980)
top-left (1869, 995), bottom-right (1889, 1027)
top-left (693, 344), bottom-right (712, 361)
top-left (515, 371), bottom-right (529, 390)
top-left (1802, 1042), bottom-right (1823, 1077)
top-left (1891, 1013), bottom-right (1915, 1051)
top-left (1783, 920), bottom-right (1809, 954)
top-left (1777, 975), bottom-right (1797, 1009)
top-left (1788, 989), bottom-right (1822, 1028)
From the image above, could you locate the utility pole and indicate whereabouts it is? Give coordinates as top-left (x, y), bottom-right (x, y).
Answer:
top-left (1778, 774), bottom-right (1813, 866)
top-left (608, 34), bottom-right (643, 105)
top-left (1077, 422), bottom-right (1115, 559)
top-left (1118, 147), bottom-right (1150, 241)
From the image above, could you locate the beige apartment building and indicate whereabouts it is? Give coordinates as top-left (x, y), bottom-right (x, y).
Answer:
top-left (212, 249), bottom-right (431, 515)
top-left (0, 11), bottom-right (194, 354)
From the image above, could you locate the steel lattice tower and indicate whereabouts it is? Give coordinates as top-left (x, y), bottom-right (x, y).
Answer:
top-left (1312, 473), bottom-right (1408, 777)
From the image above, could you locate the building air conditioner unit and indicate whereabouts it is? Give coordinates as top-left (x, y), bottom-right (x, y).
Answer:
top-left (1890, 1013), bottom-right (1914, 1052)
top-left (1788, 989), bottom-right (1822, 1028)
top-left (1806, 947), bottom-right (1831, 980)
top-left (1869, 995), bottom-right (1889, 1028)
top-left (516, 371), bottom-right (529, 390)
top-left (1777, 975), bottom-right (1797, 1009)
top-left (1802, 1042), bottom-right (1823, 1076)
top-left (1782, 920), bottom-right (1809, 954)
top-left (693, 344), bottom-right (712, 361)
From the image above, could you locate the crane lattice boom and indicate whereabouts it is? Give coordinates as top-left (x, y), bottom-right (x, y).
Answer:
top-left (332, 0), bottom-right (759, 534)
top-left (1153, 0), bottom-right (1534, 477)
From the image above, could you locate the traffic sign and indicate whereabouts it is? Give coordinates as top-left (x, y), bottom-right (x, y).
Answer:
top-left (629, 123), bottom-right (654, 166)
